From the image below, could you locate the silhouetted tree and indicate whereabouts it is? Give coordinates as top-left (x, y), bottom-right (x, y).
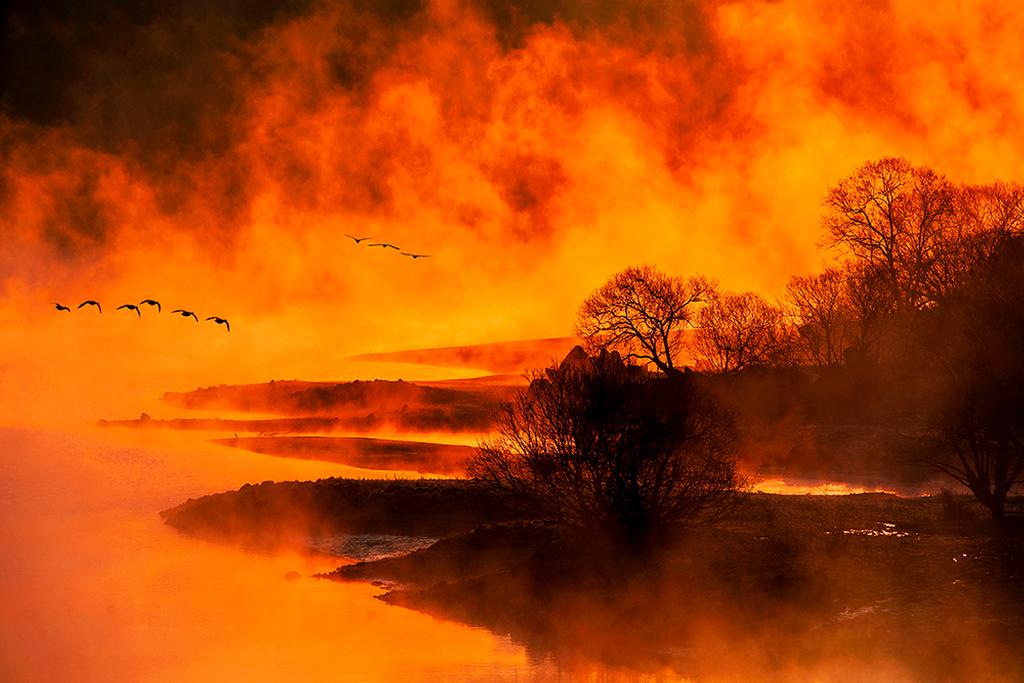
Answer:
top-left (785, 268), bottom-right (853, 367)
top-left (926, 237), bottom-right (1024, 521)
top-left (576, 265), bottom-right (716, 375)
top-left (467, 347), bottom-right (739, 545)
top-left (824, 157), bottom-right (955, 312)
top-left (841, 261), bottom-right (897, 362)
top-left (691, 292), bottom-right (795, 373)
top-left (825, 160), bottom-right (1024, 314)
top-left (921, 183), bottom-right (1024, 305)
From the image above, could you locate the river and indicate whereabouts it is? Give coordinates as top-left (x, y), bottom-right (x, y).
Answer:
top-left (0, 426), bottom-right (555, 682)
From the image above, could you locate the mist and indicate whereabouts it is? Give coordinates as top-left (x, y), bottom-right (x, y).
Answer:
top-left (6, 1), bottom-right (1024, 361)
top-left (3, 1), bottom-right (1024, 680)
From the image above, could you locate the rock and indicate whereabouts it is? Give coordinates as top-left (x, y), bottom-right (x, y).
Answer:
top-left (559, 345), bottom-right (590, 371)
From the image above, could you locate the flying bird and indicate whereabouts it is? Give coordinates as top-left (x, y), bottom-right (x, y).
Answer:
top-left (78, 300), bottom-right (102, 313)
top-left (345, 234), bottom-right (373, 244)
top-left (117, 304), bottom-right (142, 317)
top-left (368, 242), bottom-right (400, 250)
top-left (53, 303), bottom-right (71, 312)
top-left (139, 299), bottom-right (162, 312)
top-left (206, 316), bottom-right (231, 332)
top-left (400, 252), bottom-right (431, 259)
top-left (171, 309), bottom-right (199, 321)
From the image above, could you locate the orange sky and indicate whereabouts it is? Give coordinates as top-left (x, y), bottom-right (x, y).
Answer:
top-left (2, 0), bottom-right (1024, 423)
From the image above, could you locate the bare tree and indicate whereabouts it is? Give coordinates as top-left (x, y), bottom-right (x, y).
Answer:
top-left (691, 292), bottom-right (795, 373)
top-left (824, 159), bottom-right (1024, 354)
top-left (927, 237), bottom-right (1024, 521)
top-left (824, 157), bottom-right (955, 311)
top-left (467, 347), bottom-right (739, 544)
top-left (785, 268), bottom-right (853, 367)
top-left (921, 183), bottom-right (1024, 306)
top-left (576, 265), bottom-right (716, 375)
top-left (934, 388), bottom-right (1024, 522)
top-left (841, 261), bottom-right (897, 362)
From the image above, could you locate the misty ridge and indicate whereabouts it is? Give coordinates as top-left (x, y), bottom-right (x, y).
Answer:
top-left (101, 339), bottom-right (569, 441)
top-left (138, 371), bottom-right (514, 436)
top-left (162, 378), bottom-right (506, 420)
top-left (349, 337), bottom-right (574, 374)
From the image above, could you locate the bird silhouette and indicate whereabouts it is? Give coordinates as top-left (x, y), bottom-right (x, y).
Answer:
top-left (206, 316), bottom-right (231, 332)
top-left (117, 304), bottom-right (142, 317)
top-left (171, 309), bottom-right (199, 321)
top-left (400, 252), bottom-right (431, 259)
top-left (53, 303), bottom-right (71, 312)
top-left (139, 299), bottom-right (161, 312)
top-left (368, 242), bottom-right (400, 250)
top-left (78, 300), bottom-right (102, 313)
top-left (345, 234), bottom-right (373, 244)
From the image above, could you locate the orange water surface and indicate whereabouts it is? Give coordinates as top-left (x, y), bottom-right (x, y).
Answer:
top-left (0, 426), bottom-right (547, 682)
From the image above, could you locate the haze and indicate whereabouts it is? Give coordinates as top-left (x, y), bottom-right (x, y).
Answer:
top-left (2, 1), bottom-right (1023, 681)
top-left (5, 0), bottom-right (1024, 424)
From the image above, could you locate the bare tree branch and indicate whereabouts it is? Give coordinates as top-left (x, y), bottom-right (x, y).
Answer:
top-left (575, 265), bottom-right (715, 374)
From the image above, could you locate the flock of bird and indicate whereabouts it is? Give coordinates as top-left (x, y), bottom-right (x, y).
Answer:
top-left (52, 299), bottom-right (231, 331)
top-left (345, 234), bottom-right (430, 259)
top-left (51, 234), bottom-right (425, 326)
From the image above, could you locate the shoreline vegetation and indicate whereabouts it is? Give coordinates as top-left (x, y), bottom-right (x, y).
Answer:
top-left (161, 478), bottom-right (1024, 678)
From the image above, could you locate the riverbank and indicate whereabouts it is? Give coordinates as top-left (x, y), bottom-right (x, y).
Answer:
top-left (161, 478), bottom-right (527, 544)
top-left (162, 478), bottom-right (1024, 679)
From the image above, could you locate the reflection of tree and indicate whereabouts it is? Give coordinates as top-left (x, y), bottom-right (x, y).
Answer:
top-left (468, 347), bottom-right (738, 545)
top-left (576, 265), bottom-right (715, 375)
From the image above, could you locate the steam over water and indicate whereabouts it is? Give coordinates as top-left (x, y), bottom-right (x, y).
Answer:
top-left (0, 427), bottom-right (540, 681)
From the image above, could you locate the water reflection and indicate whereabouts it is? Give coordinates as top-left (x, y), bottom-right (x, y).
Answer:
top-left (308, 533), bottom-right (440, 562)
top-left (0, 428), bottom-right (534, 681)
top-left (751, 476), bottom-right (942, 496)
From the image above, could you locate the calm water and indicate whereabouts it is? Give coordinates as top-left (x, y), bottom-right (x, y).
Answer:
top-left (0, 427), bottom-right (548, 682)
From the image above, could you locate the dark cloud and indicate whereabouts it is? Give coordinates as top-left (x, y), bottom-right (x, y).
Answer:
top-left (475, 0), bottom-right (714, 51)
top-left (0, 0), bottom-right (314, 159)
top-left (1, 0), bottom-right (719, 153)
top-left (3, 0), bottom-right (1020, 313)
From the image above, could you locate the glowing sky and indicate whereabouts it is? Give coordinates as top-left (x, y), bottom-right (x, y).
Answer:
top-left (2, 0), bottom-right (1023, 422)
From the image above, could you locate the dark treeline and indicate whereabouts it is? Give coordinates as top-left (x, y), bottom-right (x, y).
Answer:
top-left (576, 157), bottom-right (1024, 520)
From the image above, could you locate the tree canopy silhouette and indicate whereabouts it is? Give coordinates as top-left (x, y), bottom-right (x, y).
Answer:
top-left (824, 158), bottom-right (1024, 315)
top-left (926, 236), bottom-right (1024, 521)
top-left (467, 347), bottom-right (739, 545)
top-left (824, 157), bottom-right (955, 312)
top-left (575, 265), bottom-right (715, 375)
top-left (691, 292), bottom-right (794, 373)
top-left (785, 268), bottom-right (853, 367)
